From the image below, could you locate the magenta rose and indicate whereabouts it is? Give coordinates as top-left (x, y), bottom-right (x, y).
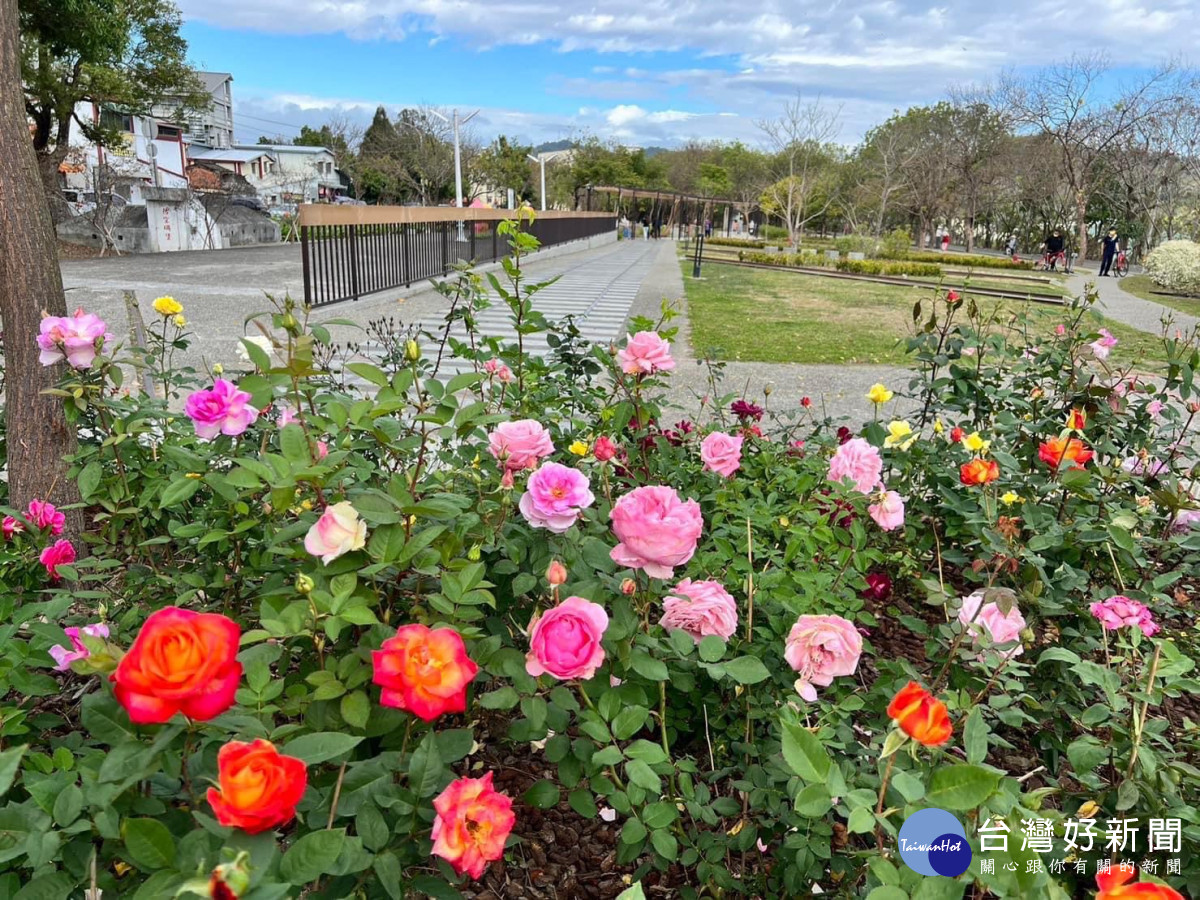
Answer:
top-left (519, 462), bottom-right (595, 533)
top-left (40, 540), bottom-right (76, 581)
top-left (1, 517), bottom-right (22, 540)
top-left (610, 485), bottom-right (703, 579)
top-left (862, 572), bottom-right (892, 601)
top-left (26, 499), bottom-right (66, 535)
top-left (784, 614), bottom-right (863, 702)
top-left (827, 437), bottom-right (883, 494)
top-left (49, 624), bottom-right (110, 672)
top-left (617, 331), bottom-right (675, 375)
top-left (958, 590), bottom-right (1026, 659)
top-left (660, 579), bottom-right (738, 643)
top-left (1089, 595), bottom-right (1159, 637)
top-left (37, 308), bottom-right (111, 369)
top-left (488, 419), bottom-right (554, 472)
top-left (525, 596), bottom-right (609, 681)
top-left (700, 431), bottom-right (744, 478)
top-left (185, 379), bottom-right (258, 440)
top-left (868, 490), bottom-right (905, 531)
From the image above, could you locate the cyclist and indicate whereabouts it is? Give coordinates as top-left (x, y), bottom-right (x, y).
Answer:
top-left (1043, 229), bottom-right (1065, 270)
top-left (1099, 228), bottom-right (1120, 277)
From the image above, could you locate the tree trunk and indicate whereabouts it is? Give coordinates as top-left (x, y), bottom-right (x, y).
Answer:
top-left (1075, 191), bottom-right (1089, 263)
top-left (37, 143), bottom-right (71, 224)
top-left (0, 0), bottom-right (82, 527)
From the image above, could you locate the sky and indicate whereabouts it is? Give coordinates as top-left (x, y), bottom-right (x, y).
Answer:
top-left (176, 0), bottom-right (1200, 150)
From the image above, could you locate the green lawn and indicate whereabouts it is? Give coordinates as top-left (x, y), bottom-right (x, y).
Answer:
top-left (1118, 274), bottom-right (1200, 318)
top-left (684, 260), bottom-right (1169, 365)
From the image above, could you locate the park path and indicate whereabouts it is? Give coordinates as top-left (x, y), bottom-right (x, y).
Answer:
top-left (1066, 264), bottom-right (1200, 336)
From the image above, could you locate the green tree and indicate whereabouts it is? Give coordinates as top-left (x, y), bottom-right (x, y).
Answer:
top-left (19, 0), bottom-right (207, 219)
top-left (475, 135), bottom-right (534, 205)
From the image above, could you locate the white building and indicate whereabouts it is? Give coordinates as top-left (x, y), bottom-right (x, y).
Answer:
top-left (152, 71), bottom-right (234, 149)
top-left (231, 144), bottom-right (343, 205)
top-left (62, 103), bottom-right (191, 205)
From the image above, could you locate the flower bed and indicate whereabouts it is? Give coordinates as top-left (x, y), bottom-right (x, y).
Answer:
top-left (2, 217), bottom-right (1198, 899)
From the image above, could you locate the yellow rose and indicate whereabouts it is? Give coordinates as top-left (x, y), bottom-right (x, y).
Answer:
top-left (212, 363), bottom-right (224, 375)
top-left (867, 383), bottom-right (893, 405)
top-left (963, 432), bottom-right (990, 453)
top-left (153, 296), bottom-right (183, 316)
top-left (172, 314), bottom-right (187, 328)
top-left (568, 440), bottom-right (589, 456)
top-left (1000, 492), bottom-right (1023, 506)
top-left (933, 419), bottom-right (944, 434)
top-left (884, 420), bottom-right (916, 450)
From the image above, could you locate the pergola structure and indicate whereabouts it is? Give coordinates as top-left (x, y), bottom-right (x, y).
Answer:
top-left (573, 184), bottom-right (756, 235)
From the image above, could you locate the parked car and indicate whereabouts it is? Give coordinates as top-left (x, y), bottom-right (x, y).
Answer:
top-left (229, 195), bottom-right (267, 213)
top-left (62, 190), bottom-right (127, 217)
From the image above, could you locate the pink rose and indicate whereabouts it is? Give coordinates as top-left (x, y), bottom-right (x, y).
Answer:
top-left (958, 590), bottom-right (1026, 659)
top-left (610, 486), bottom-right (703, 579)
top-left (1055, 324), bottom-right (1066, 336)
top-left (617, 331), bottom-right (675, 375)
top-left (784, 614), bottom-right (862, 702)
top-left (488, 419), bottom-right (554, 472)
top-left (1089, 595), bottom-right (1159, 637)
top-left (316, 440), bottom-right (329, 460)
top-left (593, 436), bottom-right (618, 462)
top-left (40, 539), bottom-right (76, 581)
top-left (868, 490), bottom-right (905, 531)
top-left (1171, 508), bottom-right (1200, 533)
top-left (525, 596), bottom-right (609, 681)
top-left (1147, 399), bottom-right (1164, 419)
top-left (2, 517), bottom-right (22, 540)
top-left (483, 359), bottom-right (513, 383)
top-left (700, 431), bottom-right (743, 478)
top-left (49, 623), bottom-right (110, 672)
top-left (37, 308), bottom-right (111, 369)
top-left (277, 406), bottom-right (298, 427)
top-left (827, 438), bottom-right (883, 494)
top-left (185, 379), bottom-right (259, 440)
top-left (660, 579), bottom-right (738, 643)
top-left (27, 499), bottom-right (65, 535)
top-left (518, 463), bottom-right (595, 534)
top-left (304, 501), bottom-right (367, 564)
top-left (1090, 328), bottom-right (1118, 360)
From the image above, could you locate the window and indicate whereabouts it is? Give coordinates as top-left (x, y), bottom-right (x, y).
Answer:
top-left (99, 108), bottom-right (134, 133)
top-left (155, 123), bottom-right (181, 141)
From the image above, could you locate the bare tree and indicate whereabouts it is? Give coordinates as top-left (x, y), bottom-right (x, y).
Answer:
top-left (945, 90), bottom-right (1010, 251)
top-left (997, 54), bottom-right (1183, 260)
top-left (858, 118), bottom-right (920, 236)
top-left (0, 0), bottom-right (81, 528)
top-left (758, 94), bottom-right (843, 244)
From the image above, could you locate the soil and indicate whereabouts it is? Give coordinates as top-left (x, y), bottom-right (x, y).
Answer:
top-left (57, 240), bottom-right (107, 260)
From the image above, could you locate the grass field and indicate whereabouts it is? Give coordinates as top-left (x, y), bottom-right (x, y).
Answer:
top-left (1118, 274), bottom-right (1200, 319)
top-left (684, 260), bottom-right (1169, 366)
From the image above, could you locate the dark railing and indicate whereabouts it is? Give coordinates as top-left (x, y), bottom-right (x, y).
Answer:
top-left (299, 206), bottom-right (617, 307)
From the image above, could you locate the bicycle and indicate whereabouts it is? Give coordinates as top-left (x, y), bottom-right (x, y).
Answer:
top-left (1114, 248), bottom-right (1129, 277)
top-left (1040, 250), bottom-right (1066, 272)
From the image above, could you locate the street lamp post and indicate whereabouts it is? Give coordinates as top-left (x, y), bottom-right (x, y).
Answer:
top-left (527, 153), bottom-right (546, 211)
top-left (430, 108), bottom-right (478, 241)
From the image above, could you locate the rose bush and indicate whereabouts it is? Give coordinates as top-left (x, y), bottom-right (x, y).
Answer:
top-left (0, 219), bottom-right (1196, 898)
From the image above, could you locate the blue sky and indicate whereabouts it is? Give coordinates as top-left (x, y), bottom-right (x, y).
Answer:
top-left (175, 0), bottom-right (1200, 148)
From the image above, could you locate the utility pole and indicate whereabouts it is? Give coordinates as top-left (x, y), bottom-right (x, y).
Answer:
top-left (430, 108), bottom-right (478, 240)
top-left (527, 153), bottom-right (546, 211)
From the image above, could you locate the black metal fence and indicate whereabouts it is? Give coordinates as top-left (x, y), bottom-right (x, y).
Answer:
top-left (299, 208), bottom-right (616, 307)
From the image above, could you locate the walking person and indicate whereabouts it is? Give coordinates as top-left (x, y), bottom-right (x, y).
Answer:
top-left (1005, 233), bottom-right (1017, 259)
top-left (941, 229), bottom-right (951, 252)
top-left (641, 218), bottom-right (649, 240)
top-left (1099, 228), bottom-right (1120, 277)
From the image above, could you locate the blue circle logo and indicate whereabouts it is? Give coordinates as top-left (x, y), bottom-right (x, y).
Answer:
top-left (897, 808), bottom-right (972, 877)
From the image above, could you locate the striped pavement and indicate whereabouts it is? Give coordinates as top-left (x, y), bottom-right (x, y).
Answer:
top-left (346, 239), bottom-right (662, 382)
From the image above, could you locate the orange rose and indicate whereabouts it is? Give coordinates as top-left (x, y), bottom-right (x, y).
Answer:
top-left (1039, 436), bottom-right (1094, 470)
top-left (1067, 408), bottom-right (1087, 431)
top-left (372, 624), bottom-right (479, 722)
top-left (207, 740), bottom-right (307, 834)
top-left (887, 681), bottom-right (953, 747)
top-left (1096, 865), bottom-right (1183, 899)
top-left (111, 607), bottom-right (242, 723)
top-left (431, 772), bottom-right (515, 879)
top-left (959, 457), bottom-right (999, 486)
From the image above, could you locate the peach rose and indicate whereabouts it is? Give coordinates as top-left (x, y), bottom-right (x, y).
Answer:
top-left (304, 501), bottom-right (367, 564)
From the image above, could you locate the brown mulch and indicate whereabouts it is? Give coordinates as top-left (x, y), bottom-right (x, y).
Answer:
top-left (57, 240), bottom-right (107, 260)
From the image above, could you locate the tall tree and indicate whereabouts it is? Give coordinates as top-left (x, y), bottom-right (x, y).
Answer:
top-left (20, 0), bottom-right (207, 220)
top-left (997, 53), bottom-right (1182, 259)
top-left (758, 94), bottom-right (842, 244)
top-left (475, 135), bottom-right (534, 204)
top-left (890, 104), bottom-right (956, 247)
top-left (1, 0), bottom-right (80, 525)
top-left (944, 98), bottom-right (1009, 251)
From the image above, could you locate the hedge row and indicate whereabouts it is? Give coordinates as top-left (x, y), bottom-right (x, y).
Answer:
top-left (836, 258), bottom-right (944, 277)
top-left (890, 250), bottom-right (1035, 270)
top-left (705, 236), bottom-right (766, 249)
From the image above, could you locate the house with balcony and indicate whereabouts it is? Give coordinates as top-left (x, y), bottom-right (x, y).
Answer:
top-left (232, 144), bottom-right (343, 205)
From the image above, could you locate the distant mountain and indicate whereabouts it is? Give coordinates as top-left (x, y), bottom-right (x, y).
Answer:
top-left (533, 139), bottom-right (575, 153)
top-left (642, 146), bottom-right (671, 158)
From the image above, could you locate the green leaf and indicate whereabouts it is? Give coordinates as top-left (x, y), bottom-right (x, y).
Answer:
top-left (159, 477), bottom-right (201, 509)
top-left (0, 746), bottom-right (27, 797)
top-left (611, 706), bottom-right (650, 740)
top-left (52, 784), bottom-right (83, 827)
top-left (847, 806), bottom-right (876, 834)
top-left (723, 656), bottom-right (770, 684)
top-left (409, 875), bottom-right (463, 899)
top-left (925, 764), bottom-right (1000, 811)
top-left (373, 852), bottom-right (405, 900)
top-left (123, 817), bottom-right (176, 870)
top-left (620, 817), bottom-right (647, 845)
top-left (697, 635), bottom-right (725, 662)
top-left (616, 883), bottom-right (648, 900)
top-left (78, 460), bottom-right (102, 499)
top-left (568, 788), bottom-right (598, 818)
top-left (650, 829), bottom-right (678, 861)
top-left (629, 651), bottom-right (669, 682)
top-left (641, 801), bottom-right (677, 829)
top-left (407, 732), bottom-right (444, 798)
top-left (479, 687), bottom-right (519, 709)
top-left (523, 779), bottom-right (560, 809)
top-left (13, 873), bottom-right (76, 900)
top-left (281, 732), bottom-right (363, 765)
top-left (592, 746), bottom-right (624, 767)
top-left (339, 691), bottom-right (371, 730)
top-left (781, 720), bottom-right (832, 783)
top-left (280, 424), bottom-right (310, 463)
top-left (280, 829), bottom-right (346, 885)
top-left (964, 707), bottom-right (989, 765)
top-left (865, 888), bottom-right (909, 900)
top-left (625, 759), bottom-right (662, 792)
top-left (794, 783), bottom-right (833, 817)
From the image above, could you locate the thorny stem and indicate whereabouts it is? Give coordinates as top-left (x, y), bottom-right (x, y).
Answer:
top-left (327, 762), bottom-right (348, 828)
top-left (874, 754), bottom-right (897, 852)
top-left (1125, 643), bottom-right (1162, 779)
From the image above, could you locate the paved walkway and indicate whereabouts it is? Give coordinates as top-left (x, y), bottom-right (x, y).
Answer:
top-left (1066, 263), bottom-right (1200, 336)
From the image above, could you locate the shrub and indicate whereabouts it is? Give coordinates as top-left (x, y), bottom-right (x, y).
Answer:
top-left (895, 250), bottom-right (1035, 270)
top-left (2, 218), bottom-right (1199, 898)
top-left (835, 258), bottom-right (943, 277)
top-left (1143, 239), bottom-right (1200, 296)
top-left (737, 250), bottom-right (832, 267)
top-left (833, 234), bottom-right (876, 256)
top-left (880, 227), bottom-right (912, 259)
top-left (706, 236), bottom-right (765, 249)
top-left (760, 224), bottom-right (789, 242)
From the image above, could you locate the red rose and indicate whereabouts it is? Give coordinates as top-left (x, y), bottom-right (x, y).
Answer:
top-left (960, 458), bottom-right (1000, 486)
top-left (207, 739), bottom-right (307, 834)
top-left (111, 607), bottom-right (241, 724)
